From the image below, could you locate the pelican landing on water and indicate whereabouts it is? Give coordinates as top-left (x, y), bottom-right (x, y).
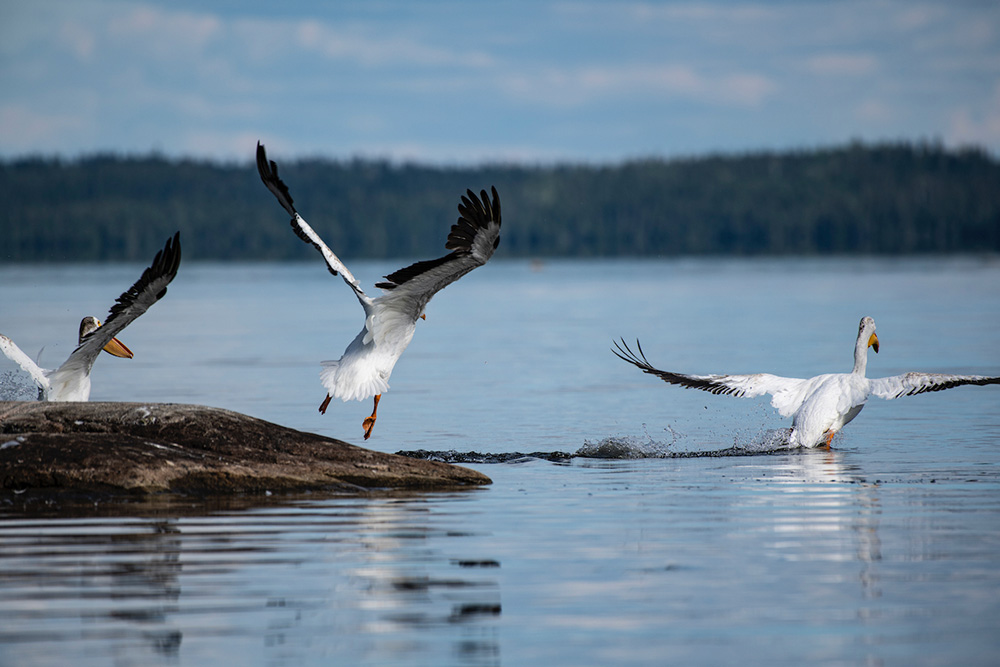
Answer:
top-left (256, 142), bottom-right (501, 440)
top-left (614, 316), bottom-right (1000, 448)
top-left (0, 232), bottom-right (181, 402)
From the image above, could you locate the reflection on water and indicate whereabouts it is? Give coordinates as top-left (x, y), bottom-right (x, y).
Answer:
top-left (1, 450), bottom-right (999, 665)
top-left (739, 450), bottom-right (885, 603)
top-left (0, 516), bottom-right (183, 661)
top-left (0, 495), bottom-right (502, 667)
top-left (1, 258), bottom-right (999, 664)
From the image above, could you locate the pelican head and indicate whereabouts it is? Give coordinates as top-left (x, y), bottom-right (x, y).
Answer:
top-left (79, 316), bottom-right (134, 359)
top-left (859, 316), bottom-right (879, 354)
top-left (851, 316), bottom-right (880, 375)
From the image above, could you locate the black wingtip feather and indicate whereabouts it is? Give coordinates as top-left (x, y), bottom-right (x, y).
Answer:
top-left (256, 141), bottom-right (297, 217)
top-left (104, 231), bottom-right (182, 324)
top-left (378, 186), bottom-right (501, 290)
top-left (613, 337), bottom-right (740, 396)
top-left (446, 186), bottom-right (501, 252)
top-left (75, 232), bottom-right (180, 353)
top-left (376, 254), bottom-right (454, 290)
top-left (258, 142), bottom-right (340, 277)
top-left (895, 374), bottom-right (1000, 398)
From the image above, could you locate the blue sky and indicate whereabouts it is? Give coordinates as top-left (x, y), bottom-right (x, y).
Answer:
top-left (1, 0), bottom-right (998, 163)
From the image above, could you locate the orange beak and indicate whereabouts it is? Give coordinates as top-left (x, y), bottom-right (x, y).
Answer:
top-left (868, 332), bottom-right (879, 354)
top-left (102, 336), bottom-right (134, 359)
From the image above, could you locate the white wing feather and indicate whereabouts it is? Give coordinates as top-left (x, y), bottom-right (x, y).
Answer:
top-left (869, 372), bottom-right (1000, 399)
top-left (256, 142), bottom-right (371, 308)
top-left (612, 339), bottom-right (812, 417)
top-left (0, 334), bottom-right (50, 393)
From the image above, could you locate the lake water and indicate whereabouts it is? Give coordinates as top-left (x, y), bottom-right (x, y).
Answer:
top-left (1, 257), bottom-right (999, 665)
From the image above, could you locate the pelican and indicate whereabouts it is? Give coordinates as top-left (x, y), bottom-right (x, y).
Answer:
top-left (256, 142), bottom-right (501, 439)
top-left (0, 232), bottom-right (181, 402)
top-left (614, 316), bottom-right (1000, 448)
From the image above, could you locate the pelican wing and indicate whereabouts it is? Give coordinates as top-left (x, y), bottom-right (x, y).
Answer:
top-left (0, 334), bottom-right (49, 392)
top-left (613, 338), bottom-right (811, 417)
top-left (256, 142), bottom-right (370, 306)
top-left (869, 372), bottom-right (1000, 400)
top-left (373, 187), bottom-right (502, 319)
top-left (51, 232), bottom-right (181, 383)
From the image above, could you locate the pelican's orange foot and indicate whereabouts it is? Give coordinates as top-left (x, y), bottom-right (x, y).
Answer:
top-left (362, 416), bottom-right (377, 440)
top-left (823, 431), bottom-right (836, 449)
top-left (362, 394), bottom-right (381, 440)
top-left (319, 394), bottom-right (332, 414)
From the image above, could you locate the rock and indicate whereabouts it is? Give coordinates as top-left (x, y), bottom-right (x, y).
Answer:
top-left (0, 402), bottom-right (490, 498)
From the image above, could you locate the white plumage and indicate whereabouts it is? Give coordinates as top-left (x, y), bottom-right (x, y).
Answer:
top-left (256, 142), bottom-right (501, 439)
top-left (1, 232), bottom-right (181, 402)
top-left (615, 316), bottom-right (1000, 448)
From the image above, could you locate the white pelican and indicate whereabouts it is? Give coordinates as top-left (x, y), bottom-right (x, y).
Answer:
top-left (256, 142), bottom-right (501, 439)
top-left (614, 316), bottom-right (1000, 448)
top-left (0, 232), bottom-right (181, 402)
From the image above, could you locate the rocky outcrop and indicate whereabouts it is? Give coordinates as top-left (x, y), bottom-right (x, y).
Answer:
top-left (0, 402), bottom-right (490, 498)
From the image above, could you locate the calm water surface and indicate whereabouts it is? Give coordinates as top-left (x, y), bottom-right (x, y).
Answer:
top-left (1, 257), bottom-right (999, 665)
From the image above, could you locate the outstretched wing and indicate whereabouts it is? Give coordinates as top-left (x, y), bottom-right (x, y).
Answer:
top-left (51, 232), bottom-right (181, 381)
top-left (613, 338), bottom-right (809, 416)
top-left (256, 141), bottom-right (370, 307)
top-left (869, 372), bottom-right (1000, 399)
top-left (373, 186), bottom-right (502, 318)
top-left (0, 334), bottom-right (49, 392)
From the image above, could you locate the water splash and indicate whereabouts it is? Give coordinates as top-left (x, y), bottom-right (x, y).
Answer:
top-left (737, 427), bottom-right (794, 451)
top-left (577, 434), bottom-right (673, 459)
top-left (397, 425), bottom-right (797, 464)
top-left (0, 370), bottom-right (38, 401)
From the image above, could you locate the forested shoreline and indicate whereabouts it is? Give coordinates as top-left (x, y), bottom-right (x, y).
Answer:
top-left (2, 141), bottom-right (998, 262)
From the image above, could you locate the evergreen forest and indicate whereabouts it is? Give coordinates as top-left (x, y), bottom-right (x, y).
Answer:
top-left (1, 142), bottom-right (998, 263)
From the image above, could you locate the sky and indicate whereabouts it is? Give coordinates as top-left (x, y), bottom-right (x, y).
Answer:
top-left (1, 0), bottom-right (998, 164)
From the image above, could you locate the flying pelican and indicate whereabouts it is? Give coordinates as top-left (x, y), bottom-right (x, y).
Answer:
top-left (256, 142), bottom-right (501, 439)
top-left (614, 316), bottom-right (1000, 448)
top-left (0, 232), bottom-right (181, 402)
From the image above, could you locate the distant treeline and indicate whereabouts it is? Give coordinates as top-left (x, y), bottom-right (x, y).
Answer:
top-left (2, 141), bottom-right (998, 262)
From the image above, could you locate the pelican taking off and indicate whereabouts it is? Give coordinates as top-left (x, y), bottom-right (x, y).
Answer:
top-left (614, 316), bottom-right (1000, 448)
top-left (0, 232), bottom-right (181, 402)
top-left (256, 142), bottom-right (501, 439)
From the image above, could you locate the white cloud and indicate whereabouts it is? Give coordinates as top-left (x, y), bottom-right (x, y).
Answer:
top-left (57, 21), bottom-right (97, 61)
top-left (500, 63), bottom-right (776, 108)
top-left (106, 5), bottom-right (222, 57)
top-left (854, 99), bottom-right (894, 123)
top-left (0, 105), bottom-right (90, 152)
top-left (174, 130), bottom-right (265, 160)
top-left (289, 19), bottom-right (493, 68)
top-left (892, 4), bottom-right (945, 32)
top-left (803, 54), bottom-right (878, 77)
top-left (619, 2), bottom-right (775, 25)
top-left (337, 139), bottom-right (578, 165)
top-left (947, 82), bottom-right (1000, 148)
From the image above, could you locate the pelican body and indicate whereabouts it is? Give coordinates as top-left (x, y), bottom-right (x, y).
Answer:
top-left (256, 142), bottom-right (501, 439)
top-left (1, 232), bottom-right (181, 401)
top-left (615, 316), bottom-right (1000, 448)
